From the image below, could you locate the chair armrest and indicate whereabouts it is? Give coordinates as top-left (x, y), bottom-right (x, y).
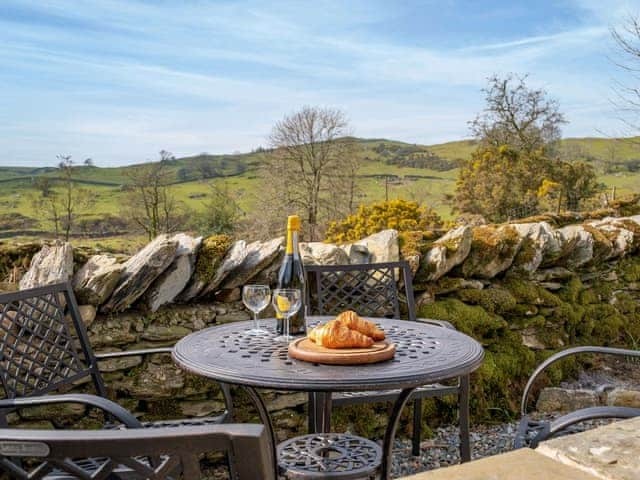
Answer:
top-left (521, 346), bottom-right (640, 416)
top-left (95, 347), bottom-right (173, 359)
top-left (416, 317), bottom-right (456, 330)
top-left (0, 393), bottom-right (142, 428)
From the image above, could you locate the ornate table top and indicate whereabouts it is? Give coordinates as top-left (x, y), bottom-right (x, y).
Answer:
top-left (172, 317), bottom-right (484, 392)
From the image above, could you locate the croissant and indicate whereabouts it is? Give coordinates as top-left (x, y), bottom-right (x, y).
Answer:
top-left (335, 311), bottom-right (385, 341)
top-left (309, 320), bottom-right (374, 348)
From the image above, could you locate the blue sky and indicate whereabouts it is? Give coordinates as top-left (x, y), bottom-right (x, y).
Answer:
top-left (0, 0), bottom-right (638, 167)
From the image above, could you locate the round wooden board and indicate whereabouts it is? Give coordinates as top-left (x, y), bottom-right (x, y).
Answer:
top-left (288, 337), bottom-right (396, 365)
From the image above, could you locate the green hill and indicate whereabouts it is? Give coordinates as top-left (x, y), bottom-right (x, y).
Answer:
top-left (1, 136), bottom-right (638, 240)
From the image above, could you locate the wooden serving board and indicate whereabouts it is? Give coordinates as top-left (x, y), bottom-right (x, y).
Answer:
top-left (288, 337), bottom-right (396, 365)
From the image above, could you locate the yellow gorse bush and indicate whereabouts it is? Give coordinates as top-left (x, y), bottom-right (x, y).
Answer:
top-left (325, 199), bottom-right (443, 243)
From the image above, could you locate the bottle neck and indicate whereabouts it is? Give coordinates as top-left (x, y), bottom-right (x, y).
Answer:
top-left (286, 229), bottom-right (299, 256)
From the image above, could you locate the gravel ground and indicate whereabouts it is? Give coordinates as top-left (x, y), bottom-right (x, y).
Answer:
top-left (390, 422), bottom-right (517, 478)
top-left (204, 422), bottom-right (519, 479)
top-left (205, 417), bottom-right (617, 479)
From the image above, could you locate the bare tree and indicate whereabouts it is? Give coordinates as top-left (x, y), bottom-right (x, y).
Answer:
top-left (31, 155), bottom-right (93, 240)
top-left (470, 74), bottom-right (567, 155)
top-left (31, 192), bottom-right (61, 238)
top-left (124, 151), bottom-right (184, 240)
top-left (261, 106), bottom-right (359, 240)
top-left (611, 15), bottom-right (640, 134)
top-left (57, 156), bottom-right (94, 241)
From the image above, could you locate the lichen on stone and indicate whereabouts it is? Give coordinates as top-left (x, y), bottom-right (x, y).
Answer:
top-left (193, 234), bottom-right (232, 284)
top-left (460, 225), bottom-right (522, 278)
top-left (582, 225), bottom-right (614, 262)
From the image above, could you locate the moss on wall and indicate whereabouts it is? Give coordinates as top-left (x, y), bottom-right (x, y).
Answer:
top-left (193, 234), bottom-right (232, 283)
top-left (455, 288), bottom-right (517, 315)
top-left (418, 255), bottom-right (640, 421)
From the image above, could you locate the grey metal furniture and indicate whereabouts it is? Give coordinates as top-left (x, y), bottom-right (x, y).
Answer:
top-left (304, 261), bottom-right (470, 459)
top-left (278, 433), bottom-right (382, 480)
top-left (515, 346), bottom-right (640, 449)
top-left (0, 414), bottom-right (274, 479)
top-left (0, 282), bottom-right (236, 477)
top-left (172, 317), bottom-right (484, 479)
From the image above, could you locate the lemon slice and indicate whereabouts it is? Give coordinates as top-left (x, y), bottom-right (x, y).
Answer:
top-left (276, 295), bottom-right (291, 312)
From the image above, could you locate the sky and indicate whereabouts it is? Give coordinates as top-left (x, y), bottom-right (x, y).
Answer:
top-left (1, 0), bottom-right (639, 167)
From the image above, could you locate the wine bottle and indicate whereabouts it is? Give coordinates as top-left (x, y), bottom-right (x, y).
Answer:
top-left (276, 215), bottom-right (307, 335)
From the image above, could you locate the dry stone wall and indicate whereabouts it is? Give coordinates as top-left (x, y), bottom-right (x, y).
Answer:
top-left (2, 214), bottom-right (640, 437)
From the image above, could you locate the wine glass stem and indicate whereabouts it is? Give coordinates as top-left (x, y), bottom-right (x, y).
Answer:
top-left (285, 314), bottom-right (290, 339)
top-left (253, 311), bottom-right (259, 330)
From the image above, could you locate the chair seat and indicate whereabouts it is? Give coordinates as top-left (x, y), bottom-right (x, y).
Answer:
top-left (141, 413), bottom-right (228, 428)
top-left (278, 433), bottom-right (381, 480)
top-left (40, 456), bottom-right (174, 480)
top-left (103, 413), bottom-right (228, 430)
top-left (333, 383), bottom-right (459, 406)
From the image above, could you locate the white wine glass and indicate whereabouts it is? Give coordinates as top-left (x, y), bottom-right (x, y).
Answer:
top-left (272, 288), bottom-right (301, 343)
top-left (242, 285), bottom-right (271, 335)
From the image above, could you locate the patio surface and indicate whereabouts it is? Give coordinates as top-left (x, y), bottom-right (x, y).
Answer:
top-left (400, 416), bottom-right (640, 480)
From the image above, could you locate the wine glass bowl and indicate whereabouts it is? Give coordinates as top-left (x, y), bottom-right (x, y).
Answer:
top-left (242, 285), bottom-right (271, 335)
top-left (272, 288), bottom-right (301, 342)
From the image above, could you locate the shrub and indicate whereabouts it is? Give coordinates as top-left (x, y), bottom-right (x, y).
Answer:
top-left (325, 199), bottom-right (443, 243)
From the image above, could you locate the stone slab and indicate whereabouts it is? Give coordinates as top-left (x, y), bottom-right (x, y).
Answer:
top-left (537, 417), bottom-right (640, 480)
top-left (398, 448), bottom-right (599, 480)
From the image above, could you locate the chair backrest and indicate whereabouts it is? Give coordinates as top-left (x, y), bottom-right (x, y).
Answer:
top-left (0, 283), bottom-right (105, 403)
top-left (0, 423), bottom-right (275, 480)
top-left (304, 261), bottom-right (417, 321)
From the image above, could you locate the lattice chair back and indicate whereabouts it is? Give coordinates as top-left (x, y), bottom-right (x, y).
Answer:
top-left (0, 423), bottom-right (275, 480)
top-left (0, 283), bottom-right (104, 405)
top-left (304, 261), bottom-right (417, 321)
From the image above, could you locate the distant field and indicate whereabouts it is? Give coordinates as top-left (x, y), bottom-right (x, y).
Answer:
top-left (1, 136), bottom-right (639, 243)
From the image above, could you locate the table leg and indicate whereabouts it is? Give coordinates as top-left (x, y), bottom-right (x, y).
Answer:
top-left (309, 391), bottom-right (332, 433)
top-left (459, 374), bottom-right (471, 462)
top-left (381, 387), bottom-right (416, 480)
top-left (241, 386), bottom-right (279, 479)
top-left (307, 392), bottom-right (316, 433)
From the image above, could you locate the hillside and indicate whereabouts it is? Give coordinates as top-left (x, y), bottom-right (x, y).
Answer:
top-left (1, 136), bottom-right (638, 241)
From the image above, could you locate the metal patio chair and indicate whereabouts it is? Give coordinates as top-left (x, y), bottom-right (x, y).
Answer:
top-left (0, 282), bottom-right (236, 477)
top-left (515, 346), bottom-right (640, 449)
top-left (0, 416), bottom-right (273, 479)
top-left (304, 261), bottom-right (471, 460)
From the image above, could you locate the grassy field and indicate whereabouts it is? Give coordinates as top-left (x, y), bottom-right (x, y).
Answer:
top-left (1, 136), bottom-right (639, 245)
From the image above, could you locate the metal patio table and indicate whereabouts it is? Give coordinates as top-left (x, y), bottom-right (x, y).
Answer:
top-left (172, 317), bottom-right (484, 479)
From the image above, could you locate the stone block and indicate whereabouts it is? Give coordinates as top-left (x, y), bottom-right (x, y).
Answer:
top-left (355, 229), bottom-right (399, 263)
top-left (179, 400), bottom-right (226, 417)
top-left (142, 233), bottom-right (203, 312)
top-left (19, 403), bottom-right (85, 421)
top-left (98, 355), bottom-right (143, 373)
top-left (19, 241), bottom-right (73, 289)
top-left (536, 387), bottom-right (598, 413)
top-left (114, 362), bottom-right (185, 399)
top-left (606, 388), bottom-right (640, 408)
top-left (141, 325), bottom-right (192, 342)
top-left (537, 417), bottom-right (640, 480)
top-left (420, 226), bottom-right (472, 282)
top-left (102, 235), bottom-right (179, 313)
top-left (77, 304), bottom-right (97, 327)
top-left (216, 310), bottom-right (251, 324)
top-left (300, 242), bottom-right (349, 265)
top-left (73, 255), bottom-right (124, 306)
top-left (265, 391), bottom-right (308, 412)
